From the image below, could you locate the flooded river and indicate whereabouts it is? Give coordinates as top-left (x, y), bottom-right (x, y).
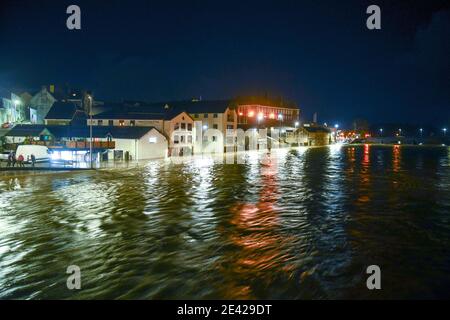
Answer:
top-left (1, 145), bottom-right (450, 299)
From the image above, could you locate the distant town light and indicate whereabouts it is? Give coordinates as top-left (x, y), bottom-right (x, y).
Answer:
top-left (202, 125), bottom-right (208, 130)
top-left (269, 113), bottom-right (275, 119)
top-left (277, 113), bottom-right (283, 120)
top-left (295, 121), bottom-right (299, 127)
top-left (257, 113), bottom-right (264, 121)
top-left (13, 99), bottom-right (21, 105)
top-left (248, 111), bottom-right (254, 117)
top-left (334, 124), bottom-right (339, 129)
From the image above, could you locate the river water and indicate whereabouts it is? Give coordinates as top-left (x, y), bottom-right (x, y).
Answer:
top-left (1, 145), bottom-right (450, 299)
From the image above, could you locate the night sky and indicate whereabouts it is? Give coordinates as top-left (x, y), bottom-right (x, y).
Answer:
top-left (0, 0), bottom-right (449, 127)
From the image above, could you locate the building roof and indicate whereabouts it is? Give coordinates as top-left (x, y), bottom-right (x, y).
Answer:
top-left (48, 125), bottom-right (156, 139)
top-left (45, 101), bottom-right (83, 120)
top-left (4, 124), bottom-right (156, 140)
top-left (92, 99), bottom-right (231, 121)
top-left (5, 124), bottom-right (48, 137)
top-left (144, 100), bottom-right (232, 114)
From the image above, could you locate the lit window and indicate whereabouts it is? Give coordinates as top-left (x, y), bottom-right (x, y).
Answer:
top-left (119, 120), bottom-right (125, 126)
top-left (149, 137), bottom-right (157, 143)
top-left (248, 111), bottom-right (254, 117)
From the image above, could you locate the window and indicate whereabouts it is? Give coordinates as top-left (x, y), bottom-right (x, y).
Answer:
top-left (108, 120), bottom-right (113, 126)
top-left (187, 135), bottom-right (192, 143)
top-left (213, 113), bottom-right (218, 118)
top-left (180, 135), bottom-right (185, 143)
top-left (213, 124), bottom-right (218, 129)
top-left (227, 125), bottom-right (233, 129)
top-left (194, 114), bottom-right (199, 118)
top-left (212, 136), bottom-right (217, 142)
top-left (187, 123), bottom-right (192, 131)
top-left (130, 120), bottom-right (135, 126)
top-left (174, 122), bottom-right (180, 130)
top-left (174, 135), bottom-right (179, 144)
top-left (98, 120), bottom-right (103, 125)
top-left (204, 114), bottom-right (208, 118)
top-left (181, 123), bottom-right (186, 130)
top-left (119, 120), bottom-right (125, 126)
top-left (149, 137), bottom-right (157, 143)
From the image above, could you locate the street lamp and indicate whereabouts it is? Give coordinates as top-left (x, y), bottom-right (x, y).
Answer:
top-left (334, 124), bottom-right (339, 129)
top-left (419, 128), bottom-right (423, 137)
top-left (398, 128), bottom-right (402, 136)
top-left (295, 121), bottom-right (299, 128)
top-left (379, 128), bottom-right (383, 136)
top-left (277, 113), bottom-right (283, 144)
top-left (257, 113), bottom-right (263, 130)
top-left (444, 128), bottom-right (447, 136)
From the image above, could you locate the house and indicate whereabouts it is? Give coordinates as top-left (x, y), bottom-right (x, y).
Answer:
top-left (89, 101), bottom-right (197, 156)
top-left (4, 124), bottom-right (168, 160)
top-left (286, 124), bottom-right (331, 146)
top-left (44, 101), bottom-right (87, 126)
top-left (89, 99), bottom-right (239, 154)
top-left (233, 97), bottom-right (300, 129)
top-left (30, 86), bottom-right (57, 124)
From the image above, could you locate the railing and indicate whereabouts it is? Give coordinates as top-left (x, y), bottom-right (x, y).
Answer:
top-left (30, 141), bottom-right (116, 149)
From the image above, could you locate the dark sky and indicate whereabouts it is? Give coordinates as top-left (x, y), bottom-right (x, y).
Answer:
top-left (0, 0), bottom-right (449, 127)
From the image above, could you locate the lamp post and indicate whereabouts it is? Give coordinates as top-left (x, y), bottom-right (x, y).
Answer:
top-left (277, 113), bottom-right (283, 145)
top-left (419, 128), bottom-right (423, 138)
top-left (379, 128), bottom-right (383, 136)
top-left (444, 128), bottom-right (447, 136)
top-left (257, 113), bottom-right (263, 130)
top-left (88, 95), bottom-right (93, 169)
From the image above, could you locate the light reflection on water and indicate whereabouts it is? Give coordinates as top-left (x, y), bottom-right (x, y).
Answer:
top-left (0, 146), bottom-right (450, 299)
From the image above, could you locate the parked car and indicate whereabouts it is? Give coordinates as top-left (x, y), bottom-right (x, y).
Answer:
top-left (0, 152), bottom-right (10, 161)
top-left (15, 145), bottom-right (51, 163)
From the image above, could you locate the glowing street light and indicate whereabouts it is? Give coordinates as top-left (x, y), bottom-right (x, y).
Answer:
top-left (202, 124), bottom-right (208, 130)
top-left (257, 113), bottom-right (263, 130)
top-left (334, 124), bottom-right (339, 129)
top-left (295, 121), bottom-right (299, 128)
top-left (257, 113), bottom-right (264, 121)
top-left (444, 128), bottom-right (447, 136)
